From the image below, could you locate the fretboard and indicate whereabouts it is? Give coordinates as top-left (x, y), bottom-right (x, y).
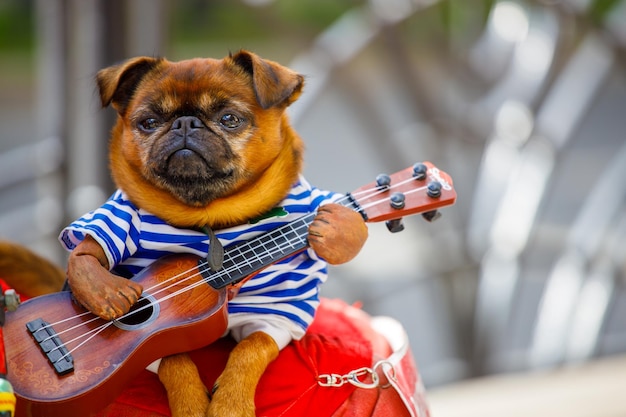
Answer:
top-left (200, 213), bottom-right (312, 289)
top-left (200, 195), bottom-right (358, 289)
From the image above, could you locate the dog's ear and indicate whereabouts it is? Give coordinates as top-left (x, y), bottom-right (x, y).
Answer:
top-left (229, 50), bottom-right (304, 109)
top-left (96, 57), bottom-right (162, 114)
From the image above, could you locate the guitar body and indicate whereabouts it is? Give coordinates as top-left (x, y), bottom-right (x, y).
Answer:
top-left (5, 254), bottom-right (228, 417)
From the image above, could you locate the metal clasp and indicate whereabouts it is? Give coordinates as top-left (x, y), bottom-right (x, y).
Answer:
top-left (346, 367), bottom-right (379, 389)
top-left (373, 360), bottom-right (397, 388)
top-left (317, 373), bottom-right (346, 387)
top-left (318, 366), bottom-right (381, 389)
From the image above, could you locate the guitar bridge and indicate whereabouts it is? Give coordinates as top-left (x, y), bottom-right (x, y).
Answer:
top-left (26, 318), bottom-right (74, 375)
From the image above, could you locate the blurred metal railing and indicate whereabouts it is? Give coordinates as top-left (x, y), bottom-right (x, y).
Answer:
top-left (0, 0), bottom-right (168, 263)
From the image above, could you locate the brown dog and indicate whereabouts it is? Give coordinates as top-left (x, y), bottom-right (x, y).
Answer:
top-left (53, 51), bottom-right (368, 417)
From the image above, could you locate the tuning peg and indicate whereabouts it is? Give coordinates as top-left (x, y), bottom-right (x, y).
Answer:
top-left (390, 192), bottom-right (405, 209)
top-left (422, 210), bottom-right (442, 222)
top-left (413, 163), bottom-right (428, 180)
top-left (376, 174), bottom-right (391, 190)
top-left (385, 218), bottom-right (405, 233)
top-left (427, 181), bottom-right (442, 198)
top-left (1, 289), bottom-right (20, 312)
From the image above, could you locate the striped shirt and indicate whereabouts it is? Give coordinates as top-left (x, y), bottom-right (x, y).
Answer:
top-left (59, 176), bottom-right (342, 348)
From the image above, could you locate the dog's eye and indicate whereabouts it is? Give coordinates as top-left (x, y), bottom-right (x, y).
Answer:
top-left (219, 113), bottom-right (244, 130)
top-left (138, 118), bottom-right (160, 132)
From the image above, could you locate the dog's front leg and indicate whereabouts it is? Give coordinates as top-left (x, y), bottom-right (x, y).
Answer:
top-left (159, 353), bottom-right (210, 417)
top-left (207, 331), bottom-right (279, 417)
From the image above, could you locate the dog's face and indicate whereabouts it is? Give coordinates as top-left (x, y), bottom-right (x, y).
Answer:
top-left (97, 51), bottom-right (305, 228)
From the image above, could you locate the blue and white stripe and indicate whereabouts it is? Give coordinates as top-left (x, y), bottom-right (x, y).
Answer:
top-left (59, 176), bottom-right (341, 338)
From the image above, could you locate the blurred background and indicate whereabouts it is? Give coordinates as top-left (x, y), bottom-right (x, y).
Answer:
top-left (1, 0), bottom-right (625, 415)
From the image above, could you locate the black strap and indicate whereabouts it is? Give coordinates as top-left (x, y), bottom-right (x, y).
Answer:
top-left (201, 225), bottom-right (224, 271)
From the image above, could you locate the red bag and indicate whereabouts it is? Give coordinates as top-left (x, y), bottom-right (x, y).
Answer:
top-left (328, 315), bottom-right (430, 417)
top-left (91, 299), bottom-right (431, 417)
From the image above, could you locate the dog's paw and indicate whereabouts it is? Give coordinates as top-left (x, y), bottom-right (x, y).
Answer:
top-left (308, 203), bottom-right (368, 265)
top-left (158, 354), bottom-right (210, 417)
top-left (206, 383), bottom-right (255, 417)
top-left (165, 379), bottom-right (210, 417)
top-left (169, 390), bottom-right (210, 417)
top-left (205, 332), bottom-right (277, 417)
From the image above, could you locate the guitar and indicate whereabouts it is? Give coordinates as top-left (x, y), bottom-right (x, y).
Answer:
top-left (4, 161), bottom-right (456, 417)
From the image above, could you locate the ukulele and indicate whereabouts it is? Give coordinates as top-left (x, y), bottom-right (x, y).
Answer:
top-left (4, 161), bottom-right (456, 417)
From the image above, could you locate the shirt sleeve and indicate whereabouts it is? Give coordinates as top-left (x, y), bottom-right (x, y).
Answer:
top-left (58, 191), bottom-right (142, 270)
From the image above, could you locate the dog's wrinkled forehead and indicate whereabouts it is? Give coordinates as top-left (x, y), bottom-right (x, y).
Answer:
top-left (132, 58), bottom-right (255, 116)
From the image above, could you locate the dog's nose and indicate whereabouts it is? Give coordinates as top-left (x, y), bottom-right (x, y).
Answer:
top-left (171, 116), bottom-right (205, 133)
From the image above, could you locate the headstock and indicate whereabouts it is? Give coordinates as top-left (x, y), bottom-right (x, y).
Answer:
top-left (349, 162), bottom-right (456, 232)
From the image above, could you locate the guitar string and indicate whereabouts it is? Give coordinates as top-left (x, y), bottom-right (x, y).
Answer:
top-left (51, 183), bottom-right (434, 363)
top-left (50, 176), bottom-right (415, 329)
top-left (108, 174), bottom-right (421, 299)
top-left (57, 321), bottom-right (116, 361)
top-left (140, 181), bottom-right (431, 304)
top-left (44, 179), bottom-right (430, 358)
top-left (48, 220), bottom-right (314, 360)
top-left (52, 223), bottom-right (312, 361)
top-left (54, 221), bottom-right (312, 360)
top-left (140, 174), bottom-right (423, 295)
top-left (107, 179), bottom-right (428, 310)
top-left (42, 177), bottom-right (428, 356)
top-left (42, 196), bottom-right (353, 351)
top-left (112, 182), bottom-right (434, 327)
top-left (43, 178), bottom-right (433, 361)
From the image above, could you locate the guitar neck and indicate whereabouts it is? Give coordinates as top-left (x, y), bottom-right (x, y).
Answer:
top-left (201, 161), bottom-right (457, 289)
top-left (203, 217), bottom-right (305, 289)
top-left (202, 196), bottom-right (359, 289)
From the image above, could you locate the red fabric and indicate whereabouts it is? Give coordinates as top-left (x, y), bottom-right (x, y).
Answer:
top-left (4, 292), bottom-right (426, 417)
top-left (96, 298), bottom-right (375, 417)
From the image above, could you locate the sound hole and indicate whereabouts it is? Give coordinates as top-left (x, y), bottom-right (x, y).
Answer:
top-left (113, 292), bottom-right (159, 331)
